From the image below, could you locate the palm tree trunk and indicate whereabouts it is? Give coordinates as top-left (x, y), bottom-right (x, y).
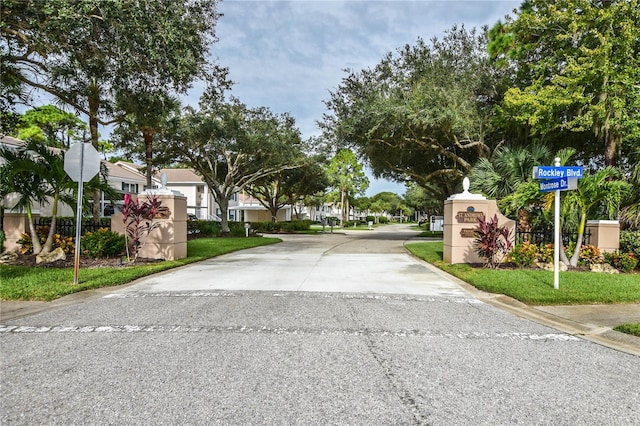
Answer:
top-left (143, 128), bottom-right (154, 189)
top-left (42, 193), bottom-right (60, 253)
top-left (569, 212), bottom-right (587, 267)
top-left (26, 204), bottom-right (42, 255)
top-left (89, 80), bottom-right (102, 223)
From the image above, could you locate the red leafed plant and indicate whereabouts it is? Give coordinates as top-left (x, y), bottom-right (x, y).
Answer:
top-left (473, 213), bottom-right (513, 269)
top-left (122, 193), bottom-right (170, 262)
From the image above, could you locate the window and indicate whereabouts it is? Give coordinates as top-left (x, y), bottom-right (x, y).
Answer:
top-left (122, 182), bottom-right (139, 193)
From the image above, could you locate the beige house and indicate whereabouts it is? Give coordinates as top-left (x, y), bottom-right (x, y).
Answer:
top-left (158, 168), bottom-right (296, 222)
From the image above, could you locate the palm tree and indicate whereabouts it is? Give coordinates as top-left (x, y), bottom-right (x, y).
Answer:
top-left (114, 90), bottom-right (181, 189)
top-left (0, 143), bottom-right (49, 254)
top-left (1, 140), bottom-right (116, 254)
top-left (620, 147), bottom-right (640, 230)
top-left (563, 167), bottom-right (631, 266)
top-left (24, 141), bottom-right (79, 253)
top-left (469, 144), bottom-right (551, 199)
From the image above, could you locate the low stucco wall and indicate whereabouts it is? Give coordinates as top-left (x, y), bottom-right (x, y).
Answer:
top-left (2, 213), bottom-right (40, 253)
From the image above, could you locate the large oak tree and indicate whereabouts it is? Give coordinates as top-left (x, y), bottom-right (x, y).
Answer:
top-left (322, 26), bottom-right (505, 200)
top-left (2, 0), bottom-right (226, 219)
top-left (170, 100), bottom-right (305, 234)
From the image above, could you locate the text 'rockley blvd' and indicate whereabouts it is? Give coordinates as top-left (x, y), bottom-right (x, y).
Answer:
top-left (532, 166), bottom-right (584, 179)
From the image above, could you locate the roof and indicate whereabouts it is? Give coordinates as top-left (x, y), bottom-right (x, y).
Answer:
top-left (104, 162), bottom-right (147, 183)
top-left (0, 135), bottom-right (25, 148)
top-left (116, 161), bottom-right (145, 171)
top-left (158, 168), bottom-right (204, 184)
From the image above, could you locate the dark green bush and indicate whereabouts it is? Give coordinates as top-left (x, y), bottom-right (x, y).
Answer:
top-left (80, 228), bottom-right (125, 258)
top-left (366, 216), bottom-right (375, 223)
top-left (620, 231), bottom-right (640, 257)
top-left (0, 230), bottom-right (5, 251)
top-left (189, 220), bottom-right (222, 237)
top-left (378, 216), bottom-right (389, 224)
top-left (248, 220), bottom-right (311, 233)
top-left (229, 222), bottom-right (254, 237)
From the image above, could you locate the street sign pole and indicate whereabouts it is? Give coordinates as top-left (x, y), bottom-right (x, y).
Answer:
top-left (533, 161), bottom-right (584, 290)
top-left (73, 145), bottom-right (85, 285)
top-left (64, 142), bottom-right (100, 285)
top-left (553, 157), bottom-right (560, 290)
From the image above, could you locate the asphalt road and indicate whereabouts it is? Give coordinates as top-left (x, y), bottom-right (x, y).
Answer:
top-left (2, 225), bottom-right (639, 424)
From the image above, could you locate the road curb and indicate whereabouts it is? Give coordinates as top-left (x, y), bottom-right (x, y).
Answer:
top-left (415, 253), bottom-right (640, 357)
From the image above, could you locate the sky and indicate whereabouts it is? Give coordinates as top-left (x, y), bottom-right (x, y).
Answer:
top-left (192, 0), bottom-right (521, 196)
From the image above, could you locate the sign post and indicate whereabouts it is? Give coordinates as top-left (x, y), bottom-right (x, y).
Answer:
top-left (64, 143), bottom-right (101, 284)
top-left (553, 159), bottom-right (561, 290)
top-left (532, 160), bottom-right (583, 289)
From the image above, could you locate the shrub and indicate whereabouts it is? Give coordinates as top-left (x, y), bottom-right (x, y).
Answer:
top-left (538, 243), bottom-right (554, 263)
top-left (604, 252), bottom-right (638, 273)
top-left (81, 228), bottom-right (126, 258)
top-left (620, 231), bottom-right (640, 256)
top-left (507, 241), bottom-right (538, 268)
top-left (17, 227), bottom-right (74, 254)
top-left (578, 244), bottom-right (602, 265)
top-left (366, 216), bottom-right (375, 223)
top-left (473, 214), bottom-right (513, 269)
top-left (378, 216), bottom-right (389, 224)
top-left (248, 220), bottom-right (311, 233)
top-left (0, 230), bottom-right (5, 252)
top-left (189, 220), bottom-right (221, 237)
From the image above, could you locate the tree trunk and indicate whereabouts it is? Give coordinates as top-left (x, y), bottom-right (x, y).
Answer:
top-left (26, 204), bottom-right (42, 255)
top-left (41, 193), bottom-right (60, 253)
top-left (604, 133), bottom-right (619, 167)
top-left (218, 195), bottom-right (230, 236)
top-left (143, 128), bottom-right (154, 189)
top-left (340, 188), bottom-right (346, 225)
top-left (569, 212), bottom-right (588, 267)
top-left (89, 81), bottom-right (102, 223)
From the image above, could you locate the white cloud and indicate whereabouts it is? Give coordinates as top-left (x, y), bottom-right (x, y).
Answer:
top-left (207, 1), bottom-right (519, 195)
top-left (212, 1), bottom-right (518, 137)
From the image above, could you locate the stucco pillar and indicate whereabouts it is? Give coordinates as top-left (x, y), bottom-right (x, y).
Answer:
top-left (2, 212), bottom-right (39, 253)
top-left (585, 220), bottom-right (619, 253)
top-left (111, 191), bottom-right (187, 261)
top-left (443, 178), bottom-right (515, 264)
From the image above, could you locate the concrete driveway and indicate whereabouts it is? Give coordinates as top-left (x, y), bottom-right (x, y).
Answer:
top-left (125, 225), bottom-right (466, 297)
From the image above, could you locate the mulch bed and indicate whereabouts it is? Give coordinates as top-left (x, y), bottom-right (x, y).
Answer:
top-left (5, 254), bottom-right (163, 269)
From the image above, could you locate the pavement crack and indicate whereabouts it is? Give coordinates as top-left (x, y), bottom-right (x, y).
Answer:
top-left (347, 303), bottom-right (431, 425)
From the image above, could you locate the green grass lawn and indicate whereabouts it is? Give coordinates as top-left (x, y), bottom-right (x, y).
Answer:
top-left (0, 237), bottom-right (280, 301)
top-left (614, 323), bottom-right (640, 337)
top-left (406, 241), bottom-right (640, 305)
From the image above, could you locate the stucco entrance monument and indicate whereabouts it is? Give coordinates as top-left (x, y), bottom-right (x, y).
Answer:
top-left (111, 175), bottom-right (187, 261)
top-left (443, 177), bottom-right (515, 264)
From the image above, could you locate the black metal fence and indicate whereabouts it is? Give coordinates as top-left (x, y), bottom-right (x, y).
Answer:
top-left (35, 217), bottom-right (111, 237)
top-left (515, 229), bottom-right (591, 246)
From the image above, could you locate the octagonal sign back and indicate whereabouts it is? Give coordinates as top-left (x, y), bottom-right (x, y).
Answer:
top-left (64, 143), bottom-right (101, 182)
